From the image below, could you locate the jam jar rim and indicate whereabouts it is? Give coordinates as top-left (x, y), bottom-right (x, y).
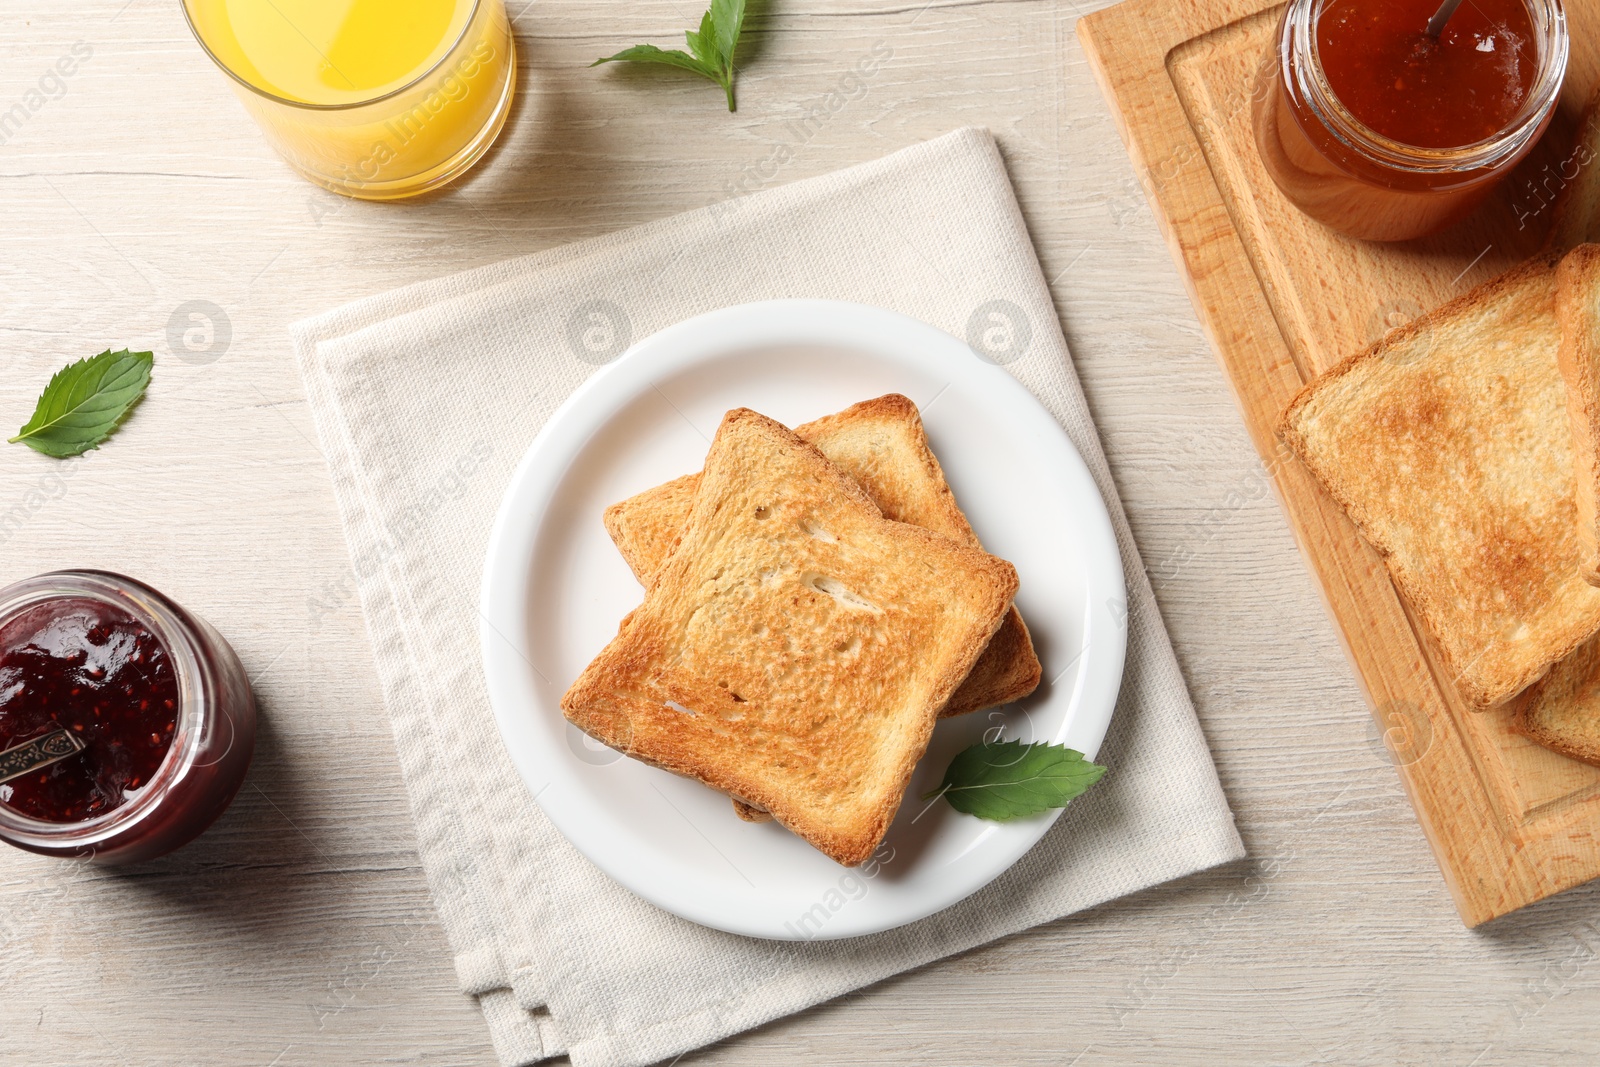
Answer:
top-left (0, 570), bottom-right (212, 851)
top-left (1280, 0), bottom-right (1570, 175)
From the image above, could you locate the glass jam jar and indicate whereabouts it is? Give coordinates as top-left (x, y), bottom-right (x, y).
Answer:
top-left (1253, 0), bottom-right (1568, 241)
top-left (0, 571), bottom-right (256, 863)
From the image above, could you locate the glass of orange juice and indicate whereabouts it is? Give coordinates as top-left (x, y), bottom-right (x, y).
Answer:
top-left (181, 0), bottom-right (516, 200)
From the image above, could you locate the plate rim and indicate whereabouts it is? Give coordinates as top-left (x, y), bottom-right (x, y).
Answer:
top-left (479, 298), bottom-right (1127, 939)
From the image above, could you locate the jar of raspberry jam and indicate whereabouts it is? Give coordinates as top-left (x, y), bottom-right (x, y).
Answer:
top-left (1253, 0), bottom-right (1568, 241)
top-left (0, 571), bottom-right (256, 863)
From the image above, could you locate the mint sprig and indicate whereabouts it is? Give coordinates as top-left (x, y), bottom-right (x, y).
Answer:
top-left (593, 0), bottom-right (748, 111)
top-left (8, 349), bottom-right (153, 458)
top-left (927, 740), bottom-right (1106, 821)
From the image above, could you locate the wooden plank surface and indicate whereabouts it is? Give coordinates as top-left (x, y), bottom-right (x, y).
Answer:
top-left (1079, 0), bottom-right (1600, 928)
top-left (2, 0), bottom-right (1600, 1064)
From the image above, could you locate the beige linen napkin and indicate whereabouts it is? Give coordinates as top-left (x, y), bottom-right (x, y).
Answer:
top-left (291, 127), bottom-right (1243, 1067)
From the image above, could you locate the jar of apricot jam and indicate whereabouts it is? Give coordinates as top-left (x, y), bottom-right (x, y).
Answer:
top-left (0, 571), bottom-right (256, 863)
top-left (1253, 0), bottom-right (1568, 241)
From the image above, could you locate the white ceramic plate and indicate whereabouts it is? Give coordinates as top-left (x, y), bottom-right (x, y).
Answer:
top-left (480, 300), bottom-right (1126, 940)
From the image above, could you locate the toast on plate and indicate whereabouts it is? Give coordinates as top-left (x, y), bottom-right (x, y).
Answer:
top-left (606, 395), bottom-right (1042, 823)
top-left (604, 394), bottom-right (1041, 717)
top-left (1281, 256), bottom-right (1600, 708)
top-left (1557, 244), bottom-right (1600, 585)
top-left (563, 408), bottom-right (1019, 865)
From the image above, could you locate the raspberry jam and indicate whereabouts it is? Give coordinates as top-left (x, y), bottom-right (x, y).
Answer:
top-left (0, 571), bottom-right (256, 864)
top-left (0, 599), bottom-right (180, 822)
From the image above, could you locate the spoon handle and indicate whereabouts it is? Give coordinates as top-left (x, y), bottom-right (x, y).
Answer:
top-left (1427, 0), bottom-right (1468, 37)
top-left (0, 729), bottom-right (86, 786)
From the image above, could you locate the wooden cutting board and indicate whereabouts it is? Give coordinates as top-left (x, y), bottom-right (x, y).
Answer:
top-left (1078, 0), bottom-right (1600, 926)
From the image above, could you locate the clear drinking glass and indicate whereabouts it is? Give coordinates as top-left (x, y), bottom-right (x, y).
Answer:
top-left (181, 0), bottom-right (517, 200)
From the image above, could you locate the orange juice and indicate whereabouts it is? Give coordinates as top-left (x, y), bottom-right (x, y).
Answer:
top-left (183, 0), bottom-right (515, 199)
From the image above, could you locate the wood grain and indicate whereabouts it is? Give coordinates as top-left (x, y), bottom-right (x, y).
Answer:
top-left (2, 1), bottom-right (1600, 1064)
top-left (1079, 0), bottom-right (1600, 927)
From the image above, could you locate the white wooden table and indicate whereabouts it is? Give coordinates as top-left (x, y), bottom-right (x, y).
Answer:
top-left (2, 2), bottom-right (1597, 1064)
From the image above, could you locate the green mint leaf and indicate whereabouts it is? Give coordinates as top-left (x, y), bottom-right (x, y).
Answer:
top-left (710, 0), bottom-right (745, 70)
top-left (594, 0), bottom-right (747, 111)
top-left (926, 741), bottom-right (1107, 821)
top-left (8, 349), bottom-right (153, 458)
top-left (686, 11), bottom-right (718, 68)
top-left (591, 45), bottom-right (718, 79)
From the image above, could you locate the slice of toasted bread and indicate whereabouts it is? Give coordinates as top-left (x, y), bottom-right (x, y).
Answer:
top-left (607, 396), bottom-right (1043, 825)
top-left (1515, 637), bottom-right (1600, 767)
top-left (604, 473), bottom-right (701, 581)
top-left (1549, 90), bottom-right (1600, 254)
top-left (603, 395), bottom-right (1041, 716)
top-left (1281, 257), bottom-right (1600, 708)
top-left (1558, 244), bottom-right (1600, 585)
top-left (564, 408), bottom-right (1019, 866)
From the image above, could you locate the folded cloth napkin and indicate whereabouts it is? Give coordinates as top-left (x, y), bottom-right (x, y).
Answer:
top-left (290, 126), bottom-right (1243, 1067)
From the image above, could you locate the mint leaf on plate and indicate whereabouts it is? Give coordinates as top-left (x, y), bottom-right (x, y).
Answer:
top-left (593, 0), bottom-right (748, 111)
top-left (8, 348), bottom-right (153, 458)
top-left (927, 740), bottom-right (1107, 821)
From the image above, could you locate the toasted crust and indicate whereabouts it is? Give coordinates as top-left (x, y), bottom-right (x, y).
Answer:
top-left (731, 798), bottom-right (771, 822)
top-left (1548, 89), bottom-right (1600, 255)
top-left (1558, 244), bottom-right (1600, 585)
top-left (603, 394), bottom-right (1041, 716)
top-left (1280, 256), bottom-right (1600, 708)
top-left (563, 408), bottom-right (1019, 866)
top-left (603, 473), bottom-right (699, 582)
top-left (1516, 637), bottom-right (1600, 767)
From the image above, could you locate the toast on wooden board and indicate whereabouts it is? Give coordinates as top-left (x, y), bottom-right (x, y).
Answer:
top-left (563, 408), bottom-right (1019, 866)
top-left (1557, 245), bottom-right (1600, 586)
top-left (1281, 256), bottom-right (1600, 708)
top-left (1548, 89), bottom-right (1600, 254)
top-left (1516, 636), bottom-right (1600, 767)
top-left (604, 394), bottom-right (1042, 717)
